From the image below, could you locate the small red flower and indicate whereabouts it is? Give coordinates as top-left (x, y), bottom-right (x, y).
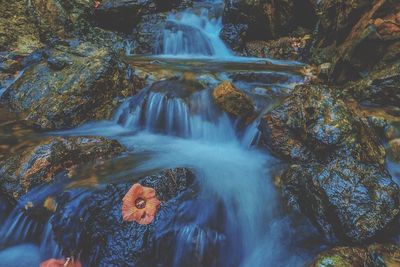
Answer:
top-left (122, 183), bottom-right (161, 225)
top-left (40, 258), bottom-right (82, 267)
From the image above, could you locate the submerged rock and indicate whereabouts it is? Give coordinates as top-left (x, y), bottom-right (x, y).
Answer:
top-left (150, 77), bottom-right (205, 98)
top-left (309, 243), bottom-right (400, 267)
top-left (212, 81), bottom-right (254, 118)
top-left (0, 136), bottom-right (125, 200)
top-left (259, 84), bottom-right (399, 242)
top-left (1, 42), bottom-right (138, 130)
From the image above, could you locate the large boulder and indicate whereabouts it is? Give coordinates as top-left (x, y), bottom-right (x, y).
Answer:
top-left (221, 0), bottom-right (317, 53)
top-left (259, 84), bottom-right (399, 242)
top-left (1, 42), bottom-right (139, 130)
top-left (212, 81), bottom-right (254, 118)
top-left (344, 62), bottom-right (400, 107)
top-left (0, 0), bottom-right (44, 54)
top-left (133, 13), bottom-right (168, 54)
top-left (309, 243), bottom-right (400, 267)
top-left (310, 1), bottom-right (400, 83)
top-left (51, 167), bottom-right (223, 266)
top-left (0, 136), bottom-right (125, 201)
top-left (94, 0), bottom-right (192, 33)
top-left (312, 0), bottom-right (372, 46)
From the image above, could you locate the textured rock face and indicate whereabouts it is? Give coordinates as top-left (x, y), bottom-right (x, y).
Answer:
top-left (313, 0), bottom-right (372, 45)
top-left (344, 63), bottom-right (400, 107)
top-left (221, 0), bottom-right (317, 53)
top-left (94, 0), bottom-right (192, 33)
top-left (0, 136), bottom-right (125, 200)
top-left (259, 84), bottom-right (399, 242)
top-left (311, 0), bottom-right (400, 83)
top-left (133, 13), bottom-right (169, 54)
top-left (0, 0), bottom-right (44, 54)
top-left (309, 244), bottom-right (400, 267)
top-left (50, 168), bottom-right (219, 266)
top-left (212, 81), bottom-right (254, 118)
top-left (1, 42), bottom-right (139, 130)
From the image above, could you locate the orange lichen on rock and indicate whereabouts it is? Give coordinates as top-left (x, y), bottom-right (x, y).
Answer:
top-left (122, 183), bottom-right (161, 225)
top-left (373, 10), bottom-right (400, 39)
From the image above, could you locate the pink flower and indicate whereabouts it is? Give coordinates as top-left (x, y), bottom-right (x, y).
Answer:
top-left (122, 183), bottom-right (161, 225)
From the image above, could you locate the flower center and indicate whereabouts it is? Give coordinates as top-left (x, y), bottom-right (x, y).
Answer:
top-left (135, 198), bottom-right (146, 209)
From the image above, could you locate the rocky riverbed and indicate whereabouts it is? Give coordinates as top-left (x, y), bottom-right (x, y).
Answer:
top-left (0, 0), bottom-right (399, 267)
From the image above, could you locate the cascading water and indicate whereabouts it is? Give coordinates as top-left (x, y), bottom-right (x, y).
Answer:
top-left (157, 2), bottom-right (232, 57)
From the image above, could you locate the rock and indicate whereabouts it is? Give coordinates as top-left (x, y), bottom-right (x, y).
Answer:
top-left (389, 139), bottom-right (400, 162)
top-left (344, 63), bottom-right (400, 107)
top-left (0, 136), bottom-right (125, 200)
top-left (133, 13), bottom-right (168, 54)
top-left (0, 59), bottom-right (22, 74)
top-left (0, 0), bottom-right (44, 54)
top-left (94, 0), bottom-right (192, 33)
top-left (1, 42), bottom-right (139, 130)
top-left (309, 243), bottom-right (400, 267)
top-left (51, 167), bottom-right (223, 267)
top-left (244, 36), bottom-right (310, 61)
top-left (212, 81), bottom-right (254, 118)
top-left (229, 72), bottom-right (291, 85)
top-left (310, 1), bottom-right (400, 83)
top-left (219, 23), bottom-right (248, 53)
top-left (282, 159), bottom-right (398, 242)
top-left (150, 77), bottom-right (205, 98)
top-left (221, 0), bottom-right (317, 53)
top-left (259, 84), bottom-right (399, 242)
top-left (313, 0), bottom-right (372, 46)
top-left (46, 55), bottom-right (72, 70)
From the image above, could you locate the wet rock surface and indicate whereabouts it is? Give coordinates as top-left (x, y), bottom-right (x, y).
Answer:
top-left (0, 136), bottom-right (125, 201)
top-left (221, 0), bottom-right (316, 54)
top-left (310, 1), bottom-right (400, 83)
top-left (94, 0), bottom-right (192, 33)
top-left (344, 63), bottom-right (400, 108)
top-left (212, 81), bottom-right (254, 118)
top-left (1, 42), bottom-right (138, 130)
top-left (309, 243), bottom-right (400, 267)
top-left (50, 168), bottom-right (222, 266)
top-left (0, 0), bottom-right (44, 54)
top-left (259, 84), bottom-right (400, 242)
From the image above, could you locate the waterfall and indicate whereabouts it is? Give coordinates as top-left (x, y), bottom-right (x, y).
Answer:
top-left (158, 8), bottom-right (232, 57)
top-left (116, 88), bottom-right (237, 142)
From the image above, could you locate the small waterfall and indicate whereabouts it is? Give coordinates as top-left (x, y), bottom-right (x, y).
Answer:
top-left (0, 207), bottom-right (42, 247)
top-left (116, 88), bottom-right (237, 142)
top-left (158, 9), bottom-right (231, 57)
top-left (39, 216), bottom-right (62, 260)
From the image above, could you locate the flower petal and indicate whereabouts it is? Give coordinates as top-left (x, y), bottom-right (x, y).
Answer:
top-left (146, 198), bottom-right (161, 216)
top-left (123, 184), bottom-right (143, 202)
top-left (142, 187), bottom-right (156, 199)
top-left (139, 213), bottom-right (155, 225)
top-left (40, 259), bottom-right (66, 267)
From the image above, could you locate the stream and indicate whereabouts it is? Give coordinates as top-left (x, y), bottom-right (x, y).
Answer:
top-left (0, 1), bottom-right (329, 266)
